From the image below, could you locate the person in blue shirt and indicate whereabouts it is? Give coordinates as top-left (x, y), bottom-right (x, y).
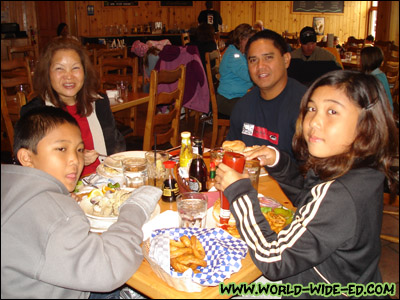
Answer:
top-left (360, 46), bottom-right (393, 111)
top-left (217, 23), bottom-right (256, 117)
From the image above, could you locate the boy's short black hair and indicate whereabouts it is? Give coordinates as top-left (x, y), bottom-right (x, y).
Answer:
top-left (245, 29), bottom-right (288, 57)
top-left (13, 106), bottom-right (80, 163)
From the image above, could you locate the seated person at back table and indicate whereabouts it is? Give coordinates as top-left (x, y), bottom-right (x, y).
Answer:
top-left (288, 26), bottom-right (342, 87)
top-left (361, 46), bottom-right (393, 111)
top-left (189, 23), bottom-right (218, 73)
top-left (1, 106), bottom-right (162, 299)
top-left (227, 30), bottom-right (307, 158)
top-left (20, 37), bottom-right (125, 177)
top-left (217, 23), bottom-right (256, 117)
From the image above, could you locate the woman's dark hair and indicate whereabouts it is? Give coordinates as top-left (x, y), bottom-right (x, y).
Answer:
top-left (33, 37), bottom-right (100, 117)
top-left (292, 70), bottom-right (398, 191)
top-left (360, 46), bottom-right (384, 73)
top-left (245, 29), bottom-right (288, 57)
top-left (228, 23), bottom-right (255, 50)
top-left (57, 23), bottom-right (68, 36)
top-left (13, 106), bottom-right (80, 164)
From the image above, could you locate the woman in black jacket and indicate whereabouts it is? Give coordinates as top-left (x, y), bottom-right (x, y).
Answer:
top-left (20, 37), bottom-right (125, 176)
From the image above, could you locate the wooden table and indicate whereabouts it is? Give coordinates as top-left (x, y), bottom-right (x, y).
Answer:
top-left (125, 162), bottom-right (293, 299)
top-left (341, 58), bottom-right (360, 71)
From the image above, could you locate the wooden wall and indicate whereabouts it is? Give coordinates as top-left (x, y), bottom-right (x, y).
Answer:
top-left (221, 1), bottom-right (371, 45)
top-left (75, 1), bottom-right (207, 36)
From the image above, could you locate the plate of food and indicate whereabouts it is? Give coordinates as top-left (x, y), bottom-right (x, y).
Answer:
top-left (96, 151), bottom-right (147, 178)
top-left (208, 194), bottom-right (293, 237)
top-left (76, 185), bottom-right (160, 232)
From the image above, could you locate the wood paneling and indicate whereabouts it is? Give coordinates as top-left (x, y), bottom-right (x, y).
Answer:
top-left (221, 1), bottom-right (371, 46)
top-left (75, 1), bottom-right (206, 36)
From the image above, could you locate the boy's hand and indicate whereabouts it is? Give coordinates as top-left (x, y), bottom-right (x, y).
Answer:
top-left (243, 145), bottom-right (276, 166)
top-left (84, 149), bottom-right (99, 166)
top-left (215, 163), bottom-right (249, 192)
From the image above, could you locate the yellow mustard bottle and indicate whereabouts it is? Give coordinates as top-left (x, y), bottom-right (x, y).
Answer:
top-left (179, 131), bottom-right (193, 178)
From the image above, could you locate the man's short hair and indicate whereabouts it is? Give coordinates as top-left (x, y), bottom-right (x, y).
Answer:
top-left (300, 26), bottom-right (317, 44)
top-left (13, 106), bottom-right (80, 163)
top-left (245, 29), bottom-right (288, 57)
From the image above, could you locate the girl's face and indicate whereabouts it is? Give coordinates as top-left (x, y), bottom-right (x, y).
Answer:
top-left (50, 49), bottom-right (84, 106)
top-left (303, 86), bottom-right (361, 158)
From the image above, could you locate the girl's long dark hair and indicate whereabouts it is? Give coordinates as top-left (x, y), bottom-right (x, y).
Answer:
top-left (293, 70), bottom-right (398, 192)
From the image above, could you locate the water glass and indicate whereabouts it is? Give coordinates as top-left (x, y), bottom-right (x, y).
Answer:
top-left (122, 157), bottom-right (148, 188)
top-left (244, 159), bottom-right (261, 191)
top-left (345, 51), bottom-right (352, 61)
top-left (177, 192), bottom-right (208, 228)
top-left (210, 147), bottom-right (225, 167)
top-left (145, 150), bottom-right (169, 188)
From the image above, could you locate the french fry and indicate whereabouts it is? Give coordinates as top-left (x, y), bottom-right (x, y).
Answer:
top-left (169, 235), bottom-right (207, 273)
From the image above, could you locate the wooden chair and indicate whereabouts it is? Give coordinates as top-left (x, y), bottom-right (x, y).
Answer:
top-left (202, 50), bottom-right (230, 149)
top-left (99, 56), bottom-right (139, 136)
top-left (282, 32), bottom-right (299, 50)
top-left (7, 45), bottom-right (38, 62)
top-left (324, 47), bottom-right (344, 69)
top-left (1, 84), bottom-right (15, 153)
top-left (374, 40), bottom-right (394, 54)
top-left (94, 47), bottom-right (127, 67)
top-left (143, 65), bottom-right (186, 151)
top-left (381, 193), bottom-right (399, 244)
top-left (1, 58), bottom-right (33, 122)
top-left (181, 32), bottom-right (190, 46)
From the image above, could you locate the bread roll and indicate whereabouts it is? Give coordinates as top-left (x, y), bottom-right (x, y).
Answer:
top-left (222, 140), bottom-right (246, 153)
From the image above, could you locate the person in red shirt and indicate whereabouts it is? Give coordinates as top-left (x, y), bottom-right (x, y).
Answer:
top-left (20, 37), bottom-right (125, 177)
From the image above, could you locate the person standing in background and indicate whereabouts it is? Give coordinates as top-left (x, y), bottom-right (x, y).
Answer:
top-left (198, 1), bottom-right (222, 33)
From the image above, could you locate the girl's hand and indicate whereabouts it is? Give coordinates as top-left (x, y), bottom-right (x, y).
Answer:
top-left (70, 192), bottom-right (80, 202)
top-left (243, 145), bottom-right (276, 166)
top-left (215, 163), bottom-right (249, 192)
top-left (84, 149), bottom-right (99, 166)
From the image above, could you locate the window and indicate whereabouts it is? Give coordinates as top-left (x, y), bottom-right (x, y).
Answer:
top-left (367, 1), bottom-right (378, 38)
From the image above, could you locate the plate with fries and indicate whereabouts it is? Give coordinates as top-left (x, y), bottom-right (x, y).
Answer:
top-left (142, 227), bottom-right (248, 292)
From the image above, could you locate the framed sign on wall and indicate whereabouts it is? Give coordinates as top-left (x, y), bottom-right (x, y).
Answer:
top-left (292, 1), bottom-right (344, 14)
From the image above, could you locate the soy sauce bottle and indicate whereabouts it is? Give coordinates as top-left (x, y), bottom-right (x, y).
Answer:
top-left (161, 161), bottom-right (179, 202)
top-left (188, 138), bottom-right (208, 192)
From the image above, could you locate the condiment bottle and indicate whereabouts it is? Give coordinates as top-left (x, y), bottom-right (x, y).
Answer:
top-left (219, 152), bottom-right (246, 227)
top-left (207, 162), bottom-right (216, 190)
top-left (161, 161), bottom-right (179, 202)
top-left (179, 131), bottom-right (193, 178)
top-left (188, 138), bottom-right (208, 192)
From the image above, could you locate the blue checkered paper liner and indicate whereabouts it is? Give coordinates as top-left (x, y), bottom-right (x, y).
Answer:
top-left (149, 227), bottom-right (248, 286)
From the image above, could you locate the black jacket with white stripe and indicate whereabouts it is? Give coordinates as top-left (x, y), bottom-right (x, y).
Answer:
top-left (224, 151), bottom-right (386, 299)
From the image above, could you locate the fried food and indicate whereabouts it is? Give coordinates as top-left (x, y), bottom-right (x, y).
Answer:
top-left (191, 235), bottom-right (206, 259)
top-left (169, 235), bottom-right (207, 273)
top-left (263, 211), bottom-right (287, 234)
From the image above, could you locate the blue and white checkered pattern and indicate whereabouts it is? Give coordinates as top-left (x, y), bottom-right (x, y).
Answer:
top-left (150, 227), bottom-right (248, 286)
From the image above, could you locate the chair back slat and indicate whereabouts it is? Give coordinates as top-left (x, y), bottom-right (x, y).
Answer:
top-left (143, 65), bottom-right (186, 150)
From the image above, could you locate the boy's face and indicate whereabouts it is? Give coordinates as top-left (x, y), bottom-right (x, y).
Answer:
top-left (22, 123), bottom-right (85, 192)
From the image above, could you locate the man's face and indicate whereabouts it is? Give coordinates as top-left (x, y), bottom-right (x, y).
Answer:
top-left (247, 39), bottom-right (290, 100)
top-left (301, 42), bottom-right (316, 56)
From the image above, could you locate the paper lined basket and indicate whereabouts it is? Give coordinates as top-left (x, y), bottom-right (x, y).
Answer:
top-left (142, 227), bottom-right (248, 292)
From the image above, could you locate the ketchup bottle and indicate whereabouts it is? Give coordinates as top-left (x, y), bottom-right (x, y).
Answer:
top-left (219, 152), bottom-right (246, 227)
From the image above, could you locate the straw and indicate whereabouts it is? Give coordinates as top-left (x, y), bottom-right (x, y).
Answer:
top-left (154, 133), bottom-right (157, 186)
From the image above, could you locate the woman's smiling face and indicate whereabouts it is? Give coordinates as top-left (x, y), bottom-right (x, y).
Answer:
top-left (49, 49), bottom-right (84, 106)
top-left (303, 85), bottom-right (361, 158)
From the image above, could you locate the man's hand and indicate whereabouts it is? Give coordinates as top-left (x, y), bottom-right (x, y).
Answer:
top-left (215, 163), bottom-right (249, 192)
top-left (84, 149), bottom-right (99, 166)
top-left (243, 145), bottom-right (276, 166)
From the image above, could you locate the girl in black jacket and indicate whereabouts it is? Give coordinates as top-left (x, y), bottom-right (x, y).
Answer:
top-left (215, 70), bottom-right (398, 299)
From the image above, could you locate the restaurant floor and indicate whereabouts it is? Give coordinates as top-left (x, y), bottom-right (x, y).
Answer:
top-left (127, 104), bottom-right (399, 299)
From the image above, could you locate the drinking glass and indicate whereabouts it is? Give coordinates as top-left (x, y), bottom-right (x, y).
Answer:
top-left (244, 159), bottom-right (261, 191)
top-left (117, 81), bottom-right (129, 100)
top-left (122, 157), bottom-right (148, 188)
top-left (177, 192), bottom-right (208, 228)
top-left (210, 147), bottom-right (225, 167)
top-left (145, 150), bottom-right (169, 188)
top-left (345, 51), bottom-right (352, 61)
